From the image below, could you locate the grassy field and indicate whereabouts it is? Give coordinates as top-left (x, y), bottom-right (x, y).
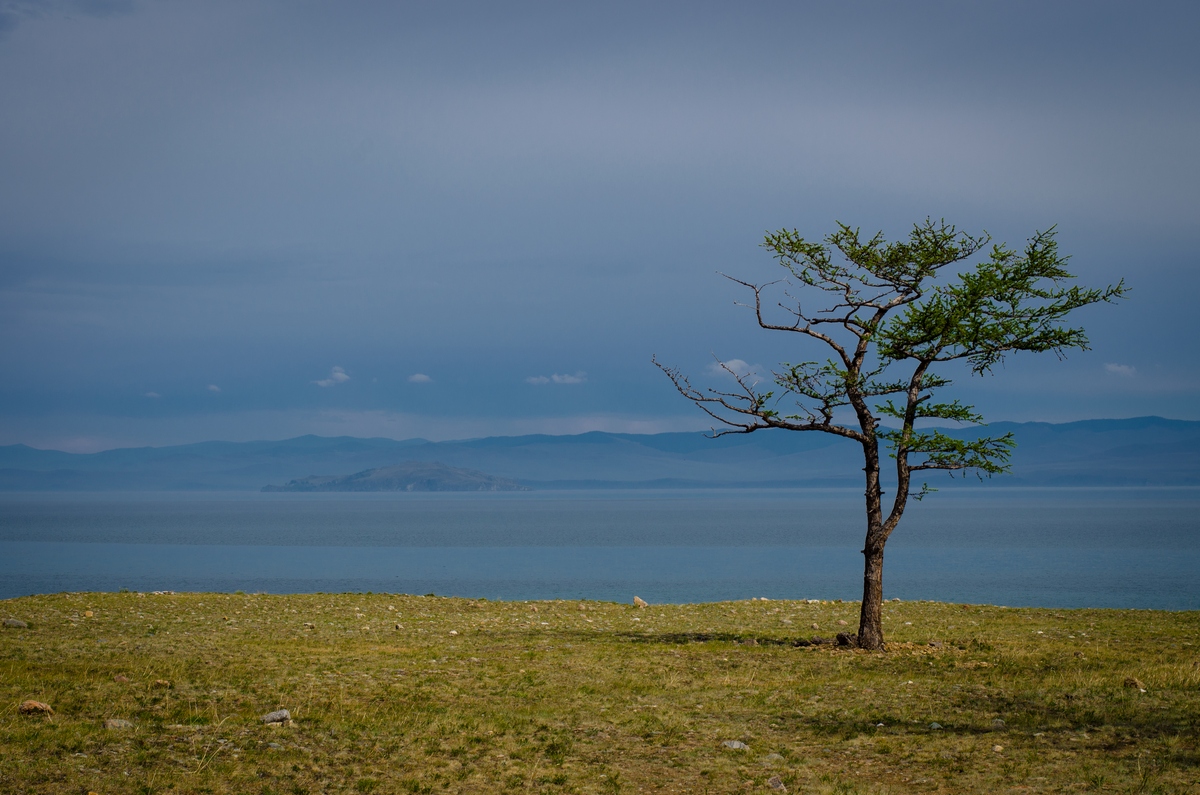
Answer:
top-left (1, 592), bottom-right (1198, 794)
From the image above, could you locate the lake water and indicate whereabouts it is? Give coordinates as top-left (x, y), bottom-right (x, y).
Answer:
top-left (2, 488), bottom-right (1197, 609)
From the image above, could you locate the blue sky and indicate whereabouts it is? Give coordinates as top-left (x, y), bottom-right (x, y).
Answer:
top-left (1, 0), bottom-right (1197, 452)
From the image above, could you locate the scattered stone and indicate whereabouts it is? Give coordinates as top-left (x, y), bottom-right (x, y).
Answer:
top-left (891, 598), bottom-right (901, 603)
top-left (303, 622), bottom-right (315, 630)
top-left (3, 618), bottom-right (28, 628)
top-left (84, 610), bottom-right (94, 617)
top-left (394, 623), bottom-right (402, 630)
top-left (992, 745), bottom-right (1004, 753)
top-left (767, 775), bottom-right (787, 791)
top-left (267, 742), bottom-right (283, 750)
top-left (449, 630), bottom-right (458, 636)
top-left (762, 752), bottom-right (785, 766)
top-left (810, 636), bottom-right (833, 645)
top-left (928, 722), bottom-right (943, 730)
top-left (806, 599), bottom-right (819, 604)
top-left (835, 632), bottom-right (859, 648)
top-left (152, 679), bottom-right (171, 689)
top-left (103, 718), bottom-right (134, 729)
top-left (811, 623), bottom-right (819, 630)
top-left (836, 620), bottom-right (847, 626)
top-left (633, 596), bottom-right (648, 608)
top-left (261, 709), bottom-right (292, 725)
top-left (18, 700), bottom-right (53, 716)
top-left (1124, 677), bottom-right (1146, 691)
top-left (929, 641), bottom-right (944, 648)
top-left (530, 605), bottom-right (539, 613)
top-left (113, 674), bottom-right (129, 683)
top-left (722, 740), bottom-right (749, 750)
top-left (991, 718), bottom-right (1006, 729)
top-left (1074, 651), bottom-right (1085, 658)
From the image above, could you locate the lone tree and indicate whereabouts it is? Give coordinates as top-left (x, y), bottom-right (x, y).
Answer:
top-left (656, 220), bottom-right (1125, 650)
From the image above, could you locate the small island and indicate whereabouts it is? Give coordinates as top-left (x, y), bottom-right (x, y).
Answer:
top-left (262, 461), bottom-right (529, 492)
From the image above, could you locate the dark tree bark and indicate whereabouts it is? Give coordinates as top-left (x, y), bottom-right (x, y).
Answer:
top-left (858, 434), bottom-right (887, 649)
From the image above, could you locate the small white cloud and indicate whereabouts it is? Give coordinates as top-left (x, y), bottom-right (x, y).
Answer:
top-left (527, 371), bottom-right (587, 385)
top-left (207, 384), bottom-right (222, 393)
top-left (408, 373), bottom-right (433, 384)
top-left (145, 391), bottom-right (161, 398)
top-left (707, 358), bottom-right (758, 379)
top-left (314, 366), bottom-right (350, 387)
top-left (1104, 363), bottom-right (1136, 377)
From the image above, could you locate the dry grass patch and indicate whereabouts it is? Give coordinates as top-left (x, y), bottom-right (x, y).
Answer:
top-left (1, 593), bottom-right (1197, 793)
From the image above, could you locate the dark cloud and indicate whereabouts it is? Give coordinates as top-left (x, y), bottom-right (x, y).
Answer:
top-left (1, 0), bottom-right (1197, 448)
top-left (0, 0), bottom-right (137, 37)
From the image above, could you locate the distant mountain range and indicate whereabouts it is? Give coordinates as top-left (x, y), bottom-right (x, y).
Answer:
top-left (0, 416), bottom-right (1197, 490)
top-left (262, 461), bottom-right (528, 492)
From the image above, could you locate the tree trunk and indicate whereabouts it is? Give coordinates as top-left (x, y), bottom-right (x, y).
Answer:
top-left (856, 433), bottom-right (887, 650)
top-left (857, 539), bottom-right (885, 650)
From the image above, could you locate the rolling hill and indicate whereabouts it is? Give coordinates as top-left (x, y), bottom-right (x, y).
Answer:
top-left (0, 416), bottom-right (1196, 490)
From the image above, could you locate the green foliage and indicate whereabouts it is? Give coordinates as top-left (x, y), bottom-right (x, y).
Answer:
top-left (658, 218), bottom-right (1125, 490)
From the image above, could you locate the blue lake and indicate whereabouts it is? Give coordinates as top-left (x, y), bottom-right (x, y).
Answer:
top-left (2, 488), bottom-right (1197, 609)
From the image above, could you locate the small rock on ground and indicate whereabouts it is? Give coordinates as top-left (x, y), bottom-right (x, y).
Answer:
top-left (3, 618), bottom-right (28, 628)
top-left (1124, 677), bottom-right (1146, 691)
top-left (113, 674), bottom-right (130, 683)
top-left (261, 709), bottom-right (292, 725)
top-left (103, 718), bottom-right (134, 729)
top-left (767, 775), bottom-right (787, 791)
top-left (722, 740), bottom-right (749, 750)
top-left (633, 596), bottom-right (648, 608)
top-left (928, 722), bottom-right (943, 730)
top-left (152, 679), bottom-right (171, 688)
top-left (762, 753), bottom-right (785, 766)
top-left (18, 700), bottom-right (53, 716)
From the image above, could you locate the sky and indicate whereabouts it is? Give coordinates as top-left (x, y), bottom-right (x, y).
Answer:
top-left (1, 0), bottom-right (1197, 452)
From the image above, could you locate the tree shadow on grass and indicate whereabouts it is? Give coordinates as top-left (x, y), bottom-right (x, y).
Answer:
top-left (613, 630), bottom-right (843, 647)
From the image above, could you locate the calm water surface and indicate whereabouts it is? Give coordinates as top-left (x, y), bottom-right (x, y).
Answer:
top-left (2, 488), bottom-right (1197, 608)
